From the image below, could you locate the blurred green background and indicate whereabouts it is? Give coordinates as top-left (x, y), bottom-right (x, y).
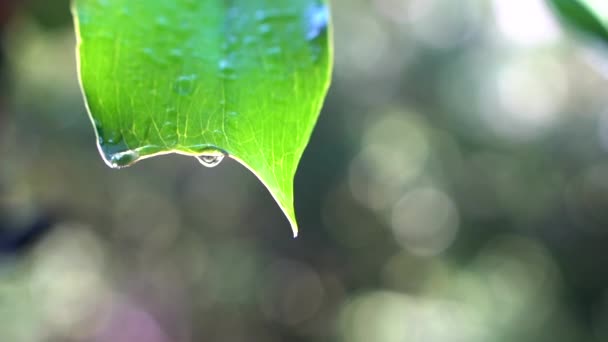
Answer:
top-left (1, 0), bottom-right (608, 341)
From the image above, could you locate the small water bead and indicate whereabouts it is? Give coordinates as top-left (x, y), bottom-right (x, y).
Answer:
top-left (254, 10), bottom-right (267, 21)
top-left (258, 24), bottom-right (272, 35)
top-left (119, 6), bottom-right (131, 17)
top-left (159, 120), bottom-right (178, 145)
top-left (254, 8), bottom-right (298, 22)
top-left (108, 150), bottom-right (140, 169)
top-left (306, 4), bottom-right (329, 40)
top-left (161, 119), bottom-right (177, 128)
top-left (105, 131), bottom-right (123, 145)
top-left (141, 47), bottom-right (167, 66)
top-left (218, 59), bottom-right (231, 70)
top-left (266, 46), bottom-right (282, 56)
top-left (218, 59), bottom-right (237, 80)
top-left (174, 22), bottom-right (193, 39)
top-left (169, 48), bottom-right (184, 59)
top-left (196, 153), bottom-right (225, 168)
top-left (93, 118), bottom-right (102, 130)
top-left (156, 16), bottom-right (169, 27)
top-left (226, 35), bottom-right (238, 47)
top-left (177, 74), bottom-right (198, 81)
top-left (174, 74), bottom-right (198, 96)
top-left (243, 35), bottom-right (257, 46)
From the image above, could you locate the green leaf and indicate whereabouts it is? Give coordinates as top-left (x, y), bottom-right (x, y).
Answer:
top-left (72, 0), bottom-right (333, 236)
top-left (548, 0), bottom-right (608, 44)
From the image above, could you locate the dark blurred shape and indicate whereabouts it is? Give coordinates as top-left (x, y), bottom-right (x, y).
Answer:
top-left (0, 0), bottom-right (18, 26)
top-left (0, 0), bottom-right (17, 113)
top-left (0, 213), bottom-right (54, 256)
top-left (23, 0), bottom-right (71, 30)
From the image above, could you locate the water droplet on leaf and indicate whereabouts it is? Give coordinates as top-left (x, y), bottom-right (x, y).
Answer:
top-left (266, 46), bottom-right (282, 56)
top-left (174, 74), bottom-right (198, 96)
top-left (160, 120), bottom-right (178, 145)
top-left (156, 16), bottom-right (168, 27)
top-left (258, 24), bottom-right (272, 35)
top-left (254, 8), bottom-right (297, 23)
top-left (218, 59), bottom-right (236, 79)
top-left (108, 150), bottom-right (140, 168)
top-left (169, 48), bottom-right (183, 58)
top-left (218, 59), bottom-right (231, 70)
top-left (243, 35), bottom-right (256, 45)
top-left (255, 10), bottom-right (268, 21)
top-left (306, 5), bottom-right (329, 40)
top-left (196, 153), bottom-right (225, 168)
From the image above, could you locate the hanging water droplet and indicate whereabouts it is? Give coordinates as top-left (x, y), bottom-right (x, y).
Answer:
top-left (108, 149), bottom-right (140, 169)
top-left (196, 153), bottom-right (225, 168)
top-left (194, 146), bottom-right (226, 168)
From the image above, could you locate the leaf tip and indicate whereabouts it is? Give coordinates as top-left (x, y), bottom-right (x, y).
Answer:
top-left (291, 222), bottom-right (299, 238)
top-left (230, 155), bottom-right (300, 237)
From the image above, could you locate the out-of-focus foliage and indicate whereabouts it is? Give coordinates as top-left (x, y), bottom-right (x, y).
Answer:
top-left (549, 0), bottom-right (608, 44)
top-left (2, 0), bottom-right (608, 341)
